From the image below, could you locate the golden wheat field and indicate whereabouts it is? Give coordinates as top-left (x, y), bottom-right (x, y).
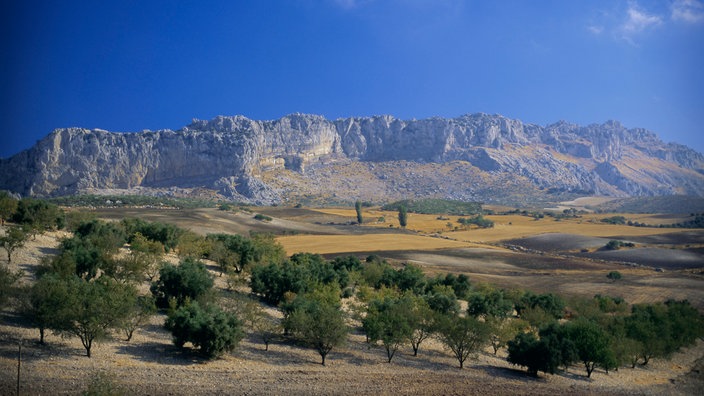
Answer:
top-left (312, 208), bottom-right (696, 243)
top-left (277, 233), bottom-right (486, 255)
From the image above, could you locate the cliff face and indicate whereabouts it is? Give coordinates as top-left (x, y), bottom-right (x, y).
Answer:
top-left (1, 113), bottom-right (703, 204)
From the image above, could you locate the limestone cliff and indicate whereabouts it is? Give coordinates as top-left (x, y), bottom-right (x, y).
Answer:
top-left (1, 113), bottom-right (702, 204)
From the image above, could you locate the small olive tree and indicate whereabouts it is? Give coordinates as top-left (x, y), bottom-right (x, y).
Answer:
top-left (0, 191), bottom-right (18, 226)
top-left (121, 295), bottom-right (157, 341)
top-left (437, 314), bottom-right (490, 369)
top-left (0, 226), bottom-right (28, 263)
top-left (285, 296), bottom-right (348, 366)
top-left (57, 277), bottom-right (137, 357)
top-left (363, 296), bottom-right (414, 363)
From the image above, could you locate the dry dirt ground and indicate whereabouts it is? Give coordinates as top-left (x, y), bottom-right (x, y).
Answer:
top-left (1, 207), bottom-right (703, 395)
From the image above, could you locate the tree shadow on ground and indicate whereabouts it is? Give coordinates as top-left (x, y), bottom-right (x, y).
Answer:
top-left (235, 336), bottom-right (324, 367)
top-left (0, 336), bottom-right (85, 362)
top-left (38, 246), bottom-right (60, 256)
top-left (116, 341), bottom-right (209, 366)
top-left (474, 364), bottom-right (549, 382)
top-left (326, 346), bottom-right (378, 367)
top-left (0, 311), bottom-right (33, 329)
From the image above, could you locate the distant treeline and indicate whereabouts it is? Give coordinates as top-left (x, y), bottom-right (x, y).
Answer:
top-left (48, 194), bottom-right (222, 209)
top-left (382, 199), bottom-right (483, 215)
top-left (601, 214), bottom-right (704, 229)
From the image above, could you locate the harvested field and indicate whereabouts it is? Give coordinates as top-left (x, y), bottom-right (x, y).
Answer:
top-left (277, 234), bottom-right (478, 255)
top-left (586, 247), bottom-right (704, 270)
top-left (504, 233), bottom-right (610, 252)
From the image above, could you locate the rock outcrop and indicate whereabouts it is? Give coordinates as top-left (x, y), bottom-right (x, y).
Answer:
top-left (1, 113), bottom-right (703, 204)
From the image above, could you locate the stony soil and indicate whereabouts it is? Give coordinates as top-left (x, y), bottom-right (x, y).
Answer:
top-left (1, 220), bottom-right (703, 395)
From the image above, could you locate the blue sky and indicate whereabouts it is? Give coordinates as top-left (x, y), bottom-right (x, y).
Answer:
top-left (1, 0), bottom-right (703, 158)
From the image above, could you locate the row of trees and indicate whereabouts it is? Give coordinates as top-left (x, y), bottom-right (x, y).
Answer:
top-left (507, 299), bottom-right (704, 377)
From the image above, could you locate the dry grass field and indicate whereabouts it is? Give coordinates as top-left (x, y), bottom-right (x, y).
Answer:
top-left (277, 234), bottom-right (483, 255)
top-left (1, 204), bottom-right (703, 395)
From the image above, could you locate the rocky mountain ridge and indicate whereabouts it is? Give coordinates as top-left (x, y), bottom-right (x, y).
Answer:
top-left (1, 113), bottom-right (703, 205)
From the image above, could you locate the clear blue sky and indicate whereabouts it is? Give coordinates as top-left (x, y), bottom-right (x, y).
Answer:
top-left (2, 0), bottom-right (703, 158)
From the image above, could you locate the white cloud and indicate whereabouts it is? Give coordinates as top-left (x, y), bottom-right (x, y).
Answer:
top-left (622, 2), bottom-right (663, 33)
top-left (672, 0), bottom-right (704, 23)
top-left (587, 25), bottom-right (604, 35)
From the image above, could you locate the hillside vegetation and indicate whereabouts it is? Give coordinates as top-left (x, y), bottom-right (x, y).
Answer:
top-left (1, 195), bottom-right (703, 395)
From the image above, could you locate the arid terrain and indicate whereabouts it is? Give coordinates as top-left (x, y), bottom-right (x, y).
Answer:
top-left (1, 204), bottom-right (703, 395)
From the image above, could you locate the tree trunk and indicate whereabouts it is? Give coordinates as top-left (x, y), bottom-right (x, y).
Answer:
top-left (386, 346), bottom-right (396, 363)
top-left (81, 337), bottom-right (92, 358)
top-left (320, 352), bottom-right (326, 366)
top-left (39, 327), bottom-right (45, 345)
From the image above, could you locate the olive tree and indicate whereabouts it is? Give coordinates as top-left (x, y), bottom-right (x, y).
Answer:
top-left (58, 277), bottom-right (137, 357)
top-left (285, 296), bottom-right (348, 366)
top-left (0, 226), bottom-right (28, 263)
top-left (0, 191), bottom-right (18, 226)
top-left (21, 274), bottom-right (76, 344)
top-left (121, 295), bottom-right (157, 341)
top-left (437, 314), bottom-right (490, 369)
top-left (564, 319), bottom-right (615, 378)
top-left (363, 296), bottom-right (414, 363)
top-left (0, 264), bottom-right (21, 311)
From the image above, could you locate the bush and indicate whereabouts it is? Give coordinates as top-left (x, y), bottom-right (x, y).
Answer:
top-left (165, 301), bottom-right (244, 358)
top-left (150, 258), bottom-right (214, 308)
top-left (601, 216), bottom-right (627, 225)
top-left (604, 240), bottom-right (634, 250)
top-left (457, 215), bottom-right (494, 229)
top-left (82, 370), bottom-right (126, 396)
top-left (122, 219), bottom-right (185, 252)
top-left (11, 198), bottom-right (63, 235)
top-left (507, 323), bottom-right (576, 376)
top-left (254, 213), bottom-right (272, 222)
top-left (606, 271), bottom-right (622, 280)
top-left (250, 253), bottom-right (349, 305)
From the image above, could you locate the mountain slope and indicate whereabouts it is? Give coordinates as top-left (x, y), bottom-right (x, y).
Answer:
top-left (1, 113), bottom-right (702, 204)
